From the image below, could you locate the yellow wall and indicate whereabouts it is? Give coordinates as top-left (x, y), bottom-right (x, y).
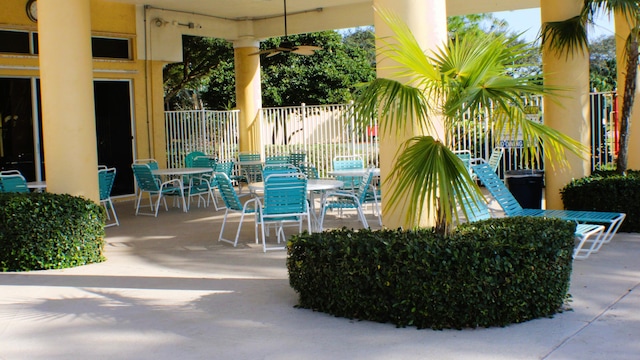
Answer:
top-left (0, 0), bottom-right (163, 172)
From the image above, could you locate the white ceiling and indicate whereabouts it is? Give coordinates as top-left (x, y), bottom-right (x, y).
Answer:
top-left (110, 0), bottom-right (539, 22)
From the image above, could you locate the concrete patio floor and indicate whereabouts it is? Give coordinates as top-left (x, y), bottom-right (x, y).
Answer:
top-left (0, 199), bottom-right (639, 360)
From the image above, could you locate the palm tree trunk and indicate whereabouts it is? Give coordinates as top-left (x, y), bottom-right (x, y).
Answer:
top-left (616, 35), bottom-right (638, 175)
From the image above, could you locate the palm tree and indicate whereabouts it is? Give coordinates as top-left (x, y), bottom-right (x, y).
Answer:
top-left (352, 9), bottom-right (585, 233)
top-left (541, 1), bottom-right (640, 175)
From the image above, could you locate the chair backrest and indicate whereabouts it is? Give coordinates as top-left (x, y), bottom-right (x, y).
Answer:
top-left (185, 151), bottom-right (206, 167)
top-left (299, 162), bottom-right (319, 179)
top-left (354, 170), bottom-right (376, 204)
top-left (192, 156), bottom-right (217, 169)
top-left (289, 152), bottom-right (307, 168)
top-left (238, 152), bottom-right (261, 162)
top-left (262, 173), bottom-right (308, 216)
top-left (98, 167), bottom-right (117, 201)
top-left (333, 155), bottom-right (364, 171)
top-left (333, 155), bottom-right (364, 188)
top-left (0, 172), bottom-right (29, 193)
top-left (454, 150), bottom-right (473, 176)
top-left (487, 147), bottom-right (504, 173)
top-left (133, 158), bottom-right (159, 170)
top-left (214, 160), bottom-right (235, 177)
top-left (131, 163), bottom-right (160, 192)
top-left (263, 164), bottom-right (299, 179)
top-left (472, 163), bottom-right (523, 216)
top-left (214, 172), bottom-right (245, 211)
top-left (265, 155), bottom-right (291, 165)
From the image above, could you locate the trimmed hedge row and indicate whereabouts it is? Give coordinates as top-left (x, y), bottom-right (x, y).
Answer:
top-left (0, 192), bottom-right (106, 272)
top-left (561, 171), bottom-right (640, 233)
top-left (287, 217), bottom-right (575, 329)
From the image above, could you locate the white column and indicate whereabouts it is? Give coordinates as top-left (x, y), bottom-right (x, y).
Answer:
top-left (373, 0), bottom-right (448, 228)
top-left (540, 0), bottom-right (590, 209)
top-left (38, 0), bottom-right (99, 201)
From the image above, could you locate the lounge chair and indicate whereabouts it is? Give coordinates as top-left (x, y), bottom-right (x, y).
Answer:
top-left (472, 163), bottom-right (624, 259)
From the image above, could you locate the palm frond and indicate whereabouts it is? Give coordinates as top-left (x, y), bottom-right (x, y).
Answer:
top-left (541, 15), bottom-right (589, 58)
top-left (352, 78), bottom-right (434, 135)
top-left (385, 136), bottom-right (480, 229)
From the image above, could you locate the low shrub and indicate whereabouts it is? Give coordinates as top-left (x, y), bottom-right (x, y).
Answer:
top-left (561, 171), bottom-right (640, 233)
top-left (287, 217), bottom-right (575, 329)
top-left (0, 192), bottom-right (106, 272)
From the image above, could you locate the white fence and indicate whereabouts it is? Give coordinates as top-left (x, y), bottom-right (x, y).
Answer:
top-left (164, 94), bottom-right (616, 175)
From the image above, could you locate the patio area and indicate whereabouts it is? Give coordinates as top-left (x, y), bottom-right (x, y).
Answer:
top-left (0, 200), bottom-right (639, 359)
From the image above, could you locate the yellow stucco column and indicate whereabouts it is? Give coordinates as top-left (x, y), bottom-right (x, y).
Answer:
top-left (373, 0), bottom-right (447, 229)
top-left (614, 12), bottom-right (640, 170)
top-left (38, 0), bottom-right (99, 201)
top-left (541, 0), bottom-right (590, 209)
top-left (234, 41), bottom-right (262, 154)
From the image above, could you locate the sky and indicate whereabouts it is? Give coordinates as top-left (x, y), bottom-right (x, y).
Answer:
top-left (492, 8), bottom-right (615, 43)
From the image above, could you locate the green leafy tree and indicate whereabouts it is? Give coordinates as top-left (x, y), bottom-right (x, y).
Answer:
top-left (589, 35), bottom-right (617, 91)
top-left (542, 1), bottom-right (640, 174)
top-left (163, 36), bottom-right (234, 110)
top-left (353, 9), bottom-right (584, 233)
top-left (259, 31), bottom-right (375, 106)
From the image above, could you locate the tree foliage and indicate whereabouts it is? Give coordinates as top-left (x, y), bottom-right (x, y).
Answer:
top-left (163, 36), bottom-right (234, 110)
top-left (589, 35), bottom-right (617, 91)
top-left (259, 31), bottom-right (375, 107)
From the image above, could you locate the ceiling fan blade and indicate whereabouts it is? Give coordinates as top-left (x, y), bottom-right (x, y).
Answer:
top-left (292, 45), bottom-right (322, 56)
top-left (249, 49), bottom-right (278, 56)
top-left (266, 51), bottom-right (284, 58)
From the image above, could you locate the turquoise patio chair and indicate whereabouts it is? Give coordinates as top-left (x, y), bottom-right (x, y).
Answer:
top-left (214, 172), bottom-right (259, 247)
top-left (184, 151), bottom-right (206, 167)
top-left (472, 163), bottom-right (622, 259)
top-left (257, 173), bottom-right (310, 252)
top-left (332, 154), bottom-right (364, 190)
top-left (98, 167), bottom-right (119, 227)
top-left (189, 155), bottom-right (222, 210)
top-left (319, 168), bottom-right (379, 230)
top-left (131, 163), bottom-right (187, 217)
top-left (265, 155), bottom-right (291, 165)
top-left (0, 171), bottom-right (29, 193)
top-left (289, 152), bottom-right (307, 169)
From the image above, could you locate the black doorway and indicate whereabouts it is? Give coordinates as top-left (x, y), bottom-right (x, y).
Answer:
top-left (94, 80), bottom-right (134, 196)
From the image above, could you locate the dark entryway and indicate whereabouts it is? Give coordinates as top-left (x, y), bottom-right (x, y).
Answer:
top-left (0, 77), bottom-right (135, 196)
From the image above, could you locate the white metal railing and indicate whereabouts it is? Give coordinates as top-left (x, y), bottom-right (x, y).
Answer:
top-left (589, 91), bottom-right (617, 171)
top-left (164, 92), bottom-right (614, 175)
top-left (164, 109), bottom-right (239, 168)
top-left (260, 102), bottom-right (378, 177)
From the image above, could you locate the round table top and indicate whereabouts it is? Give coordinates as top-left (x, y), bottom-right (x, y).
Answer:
top-left (328, 167), bottom-right (380, 177)
top-left (151, 167), bottom-right (212, 176)
top-left (249, 178), bottom-right (344, 192)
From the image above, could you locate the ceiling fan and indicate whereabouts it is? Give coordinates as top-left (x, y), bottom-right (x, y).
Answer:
top-left (250, 0), bottom-right (322, 57)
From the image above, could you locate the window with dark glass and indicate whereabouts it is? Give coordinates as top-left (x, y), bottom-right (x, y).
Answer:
top-left (0, 30), bottom-right (30, 54)
top-left (91, 37), bottom-right (130, 59)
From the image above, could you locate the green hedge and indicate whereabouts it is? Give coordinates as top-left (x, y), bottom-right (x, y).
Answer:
top-left (561, 171), bottom-right (640, 233)
top-left (0, 192), bottom-right (106, 272)
top-left (287, 217), bottom-right (575, 329)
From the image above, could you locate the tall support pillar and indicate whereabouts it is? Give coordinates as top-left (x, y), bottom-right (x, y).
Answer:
top-left (541, 0), bottom-right (590, 209)
top-left (234, 40), bottom-right (262, 154)
top-left (373, 0), bottom-right (447, 228)
top-left (38, 0), bottom-right (99, 201)
top-left (614, 12), bottom-right (640, 170)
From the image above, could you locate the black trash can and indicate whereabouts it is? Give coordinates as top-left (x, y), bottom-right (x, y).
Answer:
top-left (505, 170), bottom-right (544, 209)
